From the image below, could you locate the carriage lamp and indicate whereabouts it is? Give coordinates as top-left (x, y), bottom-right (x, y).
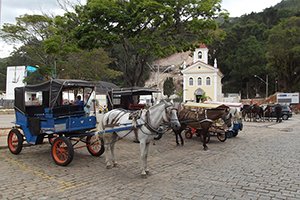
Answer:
top-left (254, 75), bottom-right (268, 99)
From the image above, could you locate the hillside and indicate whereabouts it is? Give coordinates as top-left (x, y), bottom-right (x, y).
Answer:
top-left (275, 0), bottom-right (300, 12)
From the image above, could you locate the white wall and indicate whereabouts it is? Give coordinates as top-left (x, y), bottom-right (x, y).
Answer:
top-left (6, 66), bottom-right (26, 100)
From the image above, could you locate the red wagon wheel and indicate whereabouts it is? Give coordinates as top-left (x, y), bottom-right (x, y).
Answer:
top-left (185, 128), bottom-right (193, 139)
top-left (86, 136), bottom-right (105, 156)
top-left (51, 137), bottom-right (74, 166)
top-left (199, 130), bottom-right (210, 143)
top-left (217, 132), bottom-right (227, 142)
top-left (7, 129), bottom-right (24, 154)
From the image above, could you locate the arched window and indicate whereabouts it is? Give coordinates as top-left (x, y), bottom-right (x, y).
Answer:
top-left (198, 51), bottom-right (202, 59)
top-left (197, 77), bottom-right (202, 86)
top-left (206, 77), bottom-right (211, 86)
top-left (188, 77), bottom-right (194, 86)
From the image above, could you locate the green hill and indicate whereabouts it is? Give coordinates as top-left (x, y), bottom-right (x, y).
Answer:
top-left (274, 0), bottom-right (300, 12)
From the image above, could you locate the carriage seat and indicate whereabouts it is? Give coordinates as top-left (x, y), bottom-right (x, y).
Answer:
top-left (52, 105), bottom-right (85, 117)
top-left (113, 104), bottom-right (126, 109)
top-left (129, 104), bottom-right (146, 110)
top-left (25, 105), bottom-right (47, 117)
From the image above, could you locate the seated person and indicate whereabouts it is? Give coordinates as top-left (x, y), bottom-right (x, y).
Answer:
top-left (73, 95), bottom-right (84, 111)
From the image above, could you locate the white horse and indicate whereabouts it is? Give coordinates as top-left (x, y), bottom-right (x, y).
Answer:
top-left (229, 107), bottom-right (241, 123)
top-left (100, 101), bottom-right (181, 177)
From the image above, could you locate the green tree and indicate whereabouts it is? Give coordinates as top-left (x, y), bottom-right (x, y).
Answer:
top-left (0, 14), bottom-right (61, 81)
top-left (71, 0), bottom-right (228, 86)
top-left (1, 14), bottom-right (122, 83)
top-left (61, 48), bottom-right (123, 80)
top-left (265, 16), bottom-right (300, 92)
top-left (163, 77), bottom-right (175, 98)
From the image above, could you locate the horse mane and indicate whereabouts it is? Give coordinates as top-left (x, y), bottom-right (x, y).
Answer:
top-left (149, 101), bottom-right (171, 110)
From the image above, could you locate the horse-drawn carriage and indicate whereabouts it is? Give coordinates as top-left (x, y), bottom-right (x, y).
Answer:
top-left (8, 79), bottom-right (105, 166)
top-left (7, 80), bottom-right (181, 176)
top-left (182, 102), bottom-right (232, 142)
top-left (173, 101), bottom-right (242, 150)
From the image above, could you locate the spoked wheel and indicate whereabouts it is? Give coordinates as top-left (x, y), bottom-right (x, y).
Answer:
top-left (217, 132), bottom-right (227, 142)
top-left (86, 136), bottom-right (105, 156)
top-left (155, 126), bottom-right (167, 140)
top-left (200, 131), bottom-right (210, 143)
top-left (7, 129), bottom-right (24, 154)
top-left (48, 134), bottom-right (58, 145)
top-left (185, 128), bottom-right (193, 139)
top-left (239, 123), bottom-right (243, 131)
top-left (154, 133), bottom-right (163, 140)
top-left (232, 130), bottom-right (238, 137)
top-left (51, 137), bottom-right (74, 166)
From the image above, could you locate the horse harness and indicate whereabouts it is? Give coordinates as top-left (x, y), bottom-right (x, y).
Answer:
top-left (181, 109), bottom-right (213, 124)
top-left (104, 105), bottom-right (177, 142)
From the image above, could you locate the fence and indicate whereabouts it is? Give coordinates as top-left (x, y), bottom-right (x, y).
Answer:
top-left (0, 99), bottom-right (14, 109)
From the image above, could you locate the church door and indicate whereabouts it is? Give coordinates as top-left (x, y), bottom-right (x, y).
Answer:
top-left (195, 89), bottom-right (204, 103)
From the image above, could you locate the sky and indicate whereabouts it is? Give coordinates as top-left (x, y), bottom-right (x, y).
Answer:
top-left (0, 0), bottom-right (282, 58)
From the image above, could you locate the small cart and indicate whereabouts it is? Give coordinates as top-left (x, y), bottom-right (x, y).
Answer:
top-left (8, 79), bottom-right (105, 166)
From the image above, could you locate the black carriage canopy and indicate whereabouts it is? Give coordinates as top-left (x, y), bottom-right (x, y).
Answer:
top-left (107, 87), bottom-right (159, 110)
top-left (14, 79), bottom-right (96, 114)
top-left (95, 81), bottom-right (119, 94)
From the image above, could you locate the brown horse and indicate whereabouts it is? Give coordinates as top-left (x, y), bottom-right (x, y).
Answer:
top-left (251, 105), bottom-right (264, 122)
top-left (264, 105), bottom-right (273, 122)
top-left (242, 104), bottom-right (252, 121)
top-left (275, 104), bottom-right (282, 123)
top-left (242, 104), bottom-right (263, 122)
top-left (173, 108), bottom-right (232, 150)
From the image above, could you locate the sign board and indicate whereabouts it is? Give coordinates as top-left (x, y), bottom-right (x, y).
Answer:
top-left (277, 93), bottom-right (299, 104)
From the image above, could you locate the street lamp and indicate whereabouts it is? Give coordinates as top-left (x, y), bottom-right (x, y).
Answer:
top-left (147, 63), bottom-right (175, 101)
top-left (254, 75), bottom-right (268, 99)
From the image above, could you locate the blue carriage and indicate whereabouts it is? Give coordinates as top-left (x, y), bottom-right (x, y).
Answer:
top-left (7, 79), bottom-right (104, 166)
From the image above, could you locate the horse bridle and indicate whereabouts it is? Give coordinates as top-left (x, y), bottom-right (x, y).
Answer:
top-left (165, 105), bottom-right (179, 123)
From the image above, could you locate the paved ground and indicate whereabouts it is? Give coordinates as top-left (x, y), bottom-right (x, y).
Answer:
top-left (0, 115), bottom-right (300, 199)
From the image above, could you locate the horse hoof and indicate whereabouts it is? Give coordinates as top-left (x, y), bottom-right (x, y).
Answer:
top-left (106, 165), bottom-right (112, 169)
top-left (145, 170), bottom-right (150, 175)
top-left (141, 173), bottom-right (147, 178)
top-left (203, 146), bottom-right (209, 151)
top-left (113, 162), bottom-right (118, 167)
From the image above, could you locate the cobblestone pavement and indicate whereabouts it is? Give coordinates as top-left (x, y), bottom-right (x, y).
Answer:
top-left (1, 115), bottom-right (300, 199)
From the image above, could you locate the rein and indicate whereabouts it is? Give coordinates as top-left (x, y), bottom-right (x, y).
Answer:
top-left (138, 105), bottom-right (176, 135)
top-left (104, 104), bottom-right (177, 142)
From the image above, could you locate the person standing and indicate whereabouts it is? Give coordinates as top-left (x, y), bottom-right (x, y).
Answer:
top-left (84, 94), bottom-right (91, 117)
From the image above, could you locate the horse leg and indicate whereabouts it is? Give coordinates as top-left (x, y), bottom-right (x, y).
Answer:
top-left (144, 142), bottom-right (151, 175)
top-left (202, 126), bottom-right (209, 151)
top-left (110, 133), bottom-right (118, 167)
top-left (103, 132), bottom-right (113, 168)
top-left (174, 130), bottom-right (180, 145)
top-left (178, 131), bottom-right (184, 146)
top-left (139, 140), bottom-right (148, 177)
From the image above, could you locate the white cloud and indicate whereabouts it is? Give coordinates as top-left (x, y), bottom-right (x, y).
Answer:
top-left (0, 0), bottom-right (86, 58)
top-left (222, 0), bottom-right (282, 17)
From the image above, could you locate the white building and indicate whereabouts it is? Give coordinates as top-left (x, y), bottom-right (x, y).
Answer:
top-left (6, 66), bottom-right (27, 100)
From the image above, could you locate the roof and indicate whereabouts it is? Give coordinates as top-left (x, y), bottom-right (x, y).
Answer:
top-left (204, 101), bottom-right (243, 108)
top-left (196, 43), bottom-right (209, 49)
top-left (181, 60), bottom-right (223, 77)
top-left (95, 81), bottom-right (119, 93)
top-left (14, 79), bottom-right (96, 113)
